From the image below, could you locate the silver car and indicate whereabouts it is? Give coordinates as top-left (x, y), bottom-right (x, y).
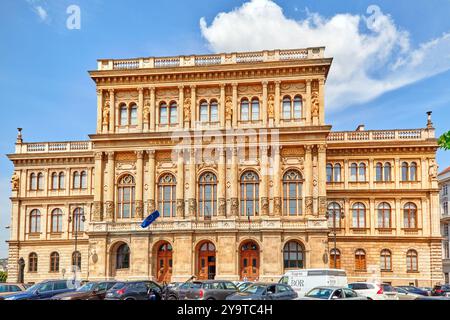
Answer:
top-left (184, 280), bottom-right (238, 300)
top-left (299, 286), bottom-right (369, 300)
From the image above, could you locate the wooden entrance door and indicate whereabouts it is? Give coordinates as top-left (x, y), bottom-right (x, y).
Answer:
top-left (197, 242), bottom-right (216, 280)
top-left (240, 241), bottom-right (259, 281)
top-left (156, 242), bottom-right (173, 283)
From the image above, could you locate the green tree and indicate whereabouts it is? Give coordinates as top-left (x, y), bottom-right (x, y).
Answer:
top-left (0, 271), bottom-right (7, 283)
top-left (439, 131), bottom-right (450, 150)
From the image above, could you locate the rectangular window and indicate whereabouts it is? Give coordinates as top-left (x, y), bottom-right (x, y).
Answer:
top-left (160, 106), bottom-right (168, 124)
top-left (210, 104), bottom-right (218, 122)
top-left (120, 108), bottom-right (128, 126)
top-left (170, 106), bottom-right (177, 124)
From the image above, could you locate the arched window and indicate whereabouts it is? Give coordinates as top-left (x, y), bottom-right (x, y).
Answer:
top-left (169, 101), bottom-right (178, 124)
top-left (410, 162), bottom-right (417, 181)
top-left (293, 95), bottom-right (302, 119)
top-left (406, 249), bottom-right (418, 272)
top-left (72, 207), bottom-right (85, 232)
top-left (58, 172), bottom-right (65, 189)
top-left (116, 244), bottom-right (130, 269)
top-left (375, 163), bottom-right (383, 181)
top-left (119, 104), bottom-right (128, 126)
top-left (158, 173), bottom-right (176, 217)
top-left (51, 172), bottom-right (58, 190)
top-left (404, 202), bottom-right (417, 229)
top-left (380, 249), bottom-right (392, 271)
top-left (199, 100), bottom-right (208, 122)
top-left (282, 95), bottom-right (302, 119)
top-left (334, 164), bottom-right (342, 182)
top-left (240, 171), bottom-right (260, 216)
top-left (377, 202), bottom-right (391, 229)
top-left (51, 208), bottom-right (63, 233)
top-left (72, 251), bottom-right (81, 270)
top-left (50, 252), bottom-right (59, 272)
top-left (327, 202), bottom-right (342, 228)
top-left (355, 249), bottom-right (366, 271)
top-left (401, 162), bottom-right (409, 181)
top-left (130, 103), bottom-right (138, 125)
top-left (358, 163), bottom-right (366, 182)
top-left (282, 96), bottom-right (291, 119)
top-left (384, 162), bottom-right (392, 181)
top-left (198, 172), bottom-right (217, 217)
top-left (30, 173), bottom-right (37, 190)
top-left (29, 209), bottom-right (41, 233)
top-left (159, 102), bottom-right (168, 124)
top-left (29, 253), bottom-right (38, 273)
top-left (117, 175), bottom-right (136, 219)
top-left (240, 98), bottom-right (250, 121)
top-left (199, 100), bottom-right (219, 123)
top-left (37, 172), bottom-right (44, 190)
top-left (350, 163), bottom-right (358, 182)
top-left (251, 98), bottom-right (260, 120)
top-left (159, 101), bottom-right (177, 125)
top-left (80, 171), bottom-right (87, 189)
top-left (283, 170), bottom-right (303, 216)
top-left (283, 241), bottom-right (304, 269)
top-left (352, 203), bottom-right (366, 228)
top-left (326, 164), bottom-right (333, 183)
top-left (73, 171), bottom-right (80, 189)
top-left (330, 249), bottom-right (341, 269)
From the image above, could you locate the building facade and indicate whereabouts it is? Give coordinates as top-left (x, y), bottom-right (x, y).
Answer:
top-left (439, 167), bottom-right (450, 283)
top-left (6, 48), bottom-right (443, 286)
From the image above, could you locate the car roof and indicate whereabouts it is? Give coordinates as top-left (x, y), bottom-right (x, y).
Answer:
top-left (312, 286), bottom-right (348, 290)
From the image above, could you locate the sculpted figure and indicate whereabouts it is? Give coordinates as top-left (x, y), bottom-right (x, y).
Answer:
top-left (143, 102), bottom-right (150, 123)
top-left (429, 159), bottom-right (438, 179)
top-left (11, 172), bottom-right (19, 191)
top-left (267, 94), bottom-right (275, 118)
top-left (225, 97), bottom-right (233, 120)
top-left (102, 101), bottom-right (110, 125)
top-left (184, 98), bottom-right (191, 122)
top-left (311, 91), bottom-right (319, 117)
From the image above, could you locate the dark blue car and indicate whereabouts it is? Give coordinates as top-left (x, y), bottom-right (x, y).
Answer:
top-left (3, 280), bottom-right (76, 300)
top-left (397, 285), bottom-right (429, 296)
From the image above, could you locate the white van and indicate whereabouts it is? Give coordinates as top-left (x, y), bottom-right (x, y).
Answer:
top-left (279, 269), bottom-right (348, 297)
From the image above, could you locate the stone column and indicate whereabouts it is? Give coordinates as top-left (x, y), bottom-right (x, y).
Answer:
top-left (147, 150), bottom-right (156, 214)
top-left (262, 81), bottom-right (268, 127)
top-left (260, 145), bottom-right (269, 215)
top-left (96, 89), bottom-right (103, 133)
top-left (220, 84), bottom-right (226, 129)
top-left (304, 145), bottom-right (313, 216)
top-left (230, 147), bottom-right (239, 216)
top-left (176, 149), bottom-right (185, 218)
top-left (178, 85), bottom-right (184, 130)
top-left (109, 89), bottom-right (115, 133)
top-left (188, 149), bottom-right (197, 217)
top-left (149, 87), bottom-right (156, 131)
top-left (135, 151), bottom-right (144, 219)
top-left (318, 78), bottom-right (325, 124)
top-left (317, 144), bottom-right (327, 216)
top-left (138, 87), bottom-right (144, 131)
top-left (93, 152), bottom-right (104, 221)
top-left (273, 146), bottom-right (282, 216)
top-left (218, 147), bottom-right (226, 216)
top-left (232, 83), bottom-right (238, 127)
top-left (305, 80), bottom-right (311, 125)
top-left (105, 151), bottom-right (115, 221)
top-left (190, 85), bottom-right (196, 129)
top-left (274, 81), bottom-right (281, 126)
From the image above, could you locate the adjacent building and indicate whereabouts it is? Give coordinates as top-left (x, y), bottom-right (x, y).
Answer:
top-left (6, 47), bottom-right (443, 286)
top-left (439, 166), bottom-right (450, 283)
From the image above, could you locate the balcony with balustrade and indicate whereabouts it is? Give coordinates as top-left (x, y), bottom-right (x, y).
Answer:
top-left (327, 128), bottom-right (435, 145)
top-left (14, 140), bottom-right (93, 155)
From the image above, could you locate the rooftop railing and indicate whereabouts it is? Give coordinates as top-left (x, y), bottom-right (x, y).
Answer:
top-left (97, 47), bottom-right (324, 71)
top-left (15, 141), bottom-right (93, 154)
top-left (327, 128), bottom-right (435, 143)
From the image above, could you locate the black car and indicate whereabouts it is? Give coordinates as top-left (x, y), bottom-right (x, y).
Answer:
top-left (226, 283), bottom-right (297, 300)
top-left (104, 281), bottom-right (162, 300)
top-left (2, 280), bottom-right (76, 300)
top-left (432, 284), bottom-right (450, 296)
top-left (396, 285), bottom-right (428, 296)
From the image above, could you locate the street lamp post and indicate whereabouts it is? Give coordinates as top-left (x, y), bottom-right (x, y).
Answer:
top-left (68, 203), bottom-right (86, 273)
top-left (326, 206), bottom-right (345, 268)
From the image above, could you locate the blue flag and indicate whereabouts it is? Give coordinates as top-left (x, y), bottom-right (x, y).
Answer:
top-left (141, 210), bottom-right (160, 228)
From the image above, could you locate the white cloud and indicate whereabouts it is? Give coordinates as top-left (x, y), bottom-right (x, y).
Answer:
top-left (35, 5), bottom-right (48, 21)
top-left (26, 0), bottom-right (50, 23)
top-left (199, 0), bottom-right (450, 110)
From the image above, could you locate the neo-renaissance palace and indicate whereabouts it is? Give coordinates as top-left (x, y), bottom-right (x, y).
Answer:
top-left (6, 47), bottom-right (443, 286)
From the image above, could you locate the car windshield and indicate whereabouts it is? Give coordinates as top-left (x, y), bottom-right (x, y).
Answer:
top-left (241, 284), bottom-right (267, 295)
top-left (305, 288), bottom-right (333, 299)
top-left (111, 282), bottom-right (126, 290)
top-left (25, 283), bottom-right (42, 293)
top-left (77, 283), bottom-right (97, 292)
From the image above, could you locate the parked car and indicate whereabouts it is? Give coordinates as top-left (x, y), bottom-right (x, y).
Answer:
top-left (396, 285), bottom-right (428, 297)
top-left (51, 281), bottom-right (117, 300)
top-left (419, 287), bottom-right (432, 296)
top-left (348, 282), bottom-right (399, 300)
top-left (237, 282), bottom-right (253, 292)
top-left (0, 283), bottom-right (28, 298)
top-left (184, 280), bottom-right (238, 300)
top-left (394, 287), bottom-right (421, 300)
top-left (431, 284), bottom-right (450, 296)
top-left (299, 286), bottom-right (367, 300)
top-left (104, 281), bottom-right (161, 300)
top-left (226, 283), bottom-right (298, 300)
top-left (2, 280), bottom-right (76, 300)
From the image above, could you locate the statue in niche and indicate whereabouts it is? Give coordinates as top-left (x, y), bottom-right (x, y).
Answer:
top-left (184, 98), bottom-right (191, 122)
top-left (311, 91), bottom-right (319, 117)
top-left (225, 97), bottom-right (233, 120)
top-left (143, 102), bottom-right (150, 123)
top-left (102, 101), bottom-right (110, 125)
top-left (429, 159), bottom-right (438, 179)
top-left (267, 94), bottom-right (275, 118)
top-left (11, 172), bottom-right (19, 191)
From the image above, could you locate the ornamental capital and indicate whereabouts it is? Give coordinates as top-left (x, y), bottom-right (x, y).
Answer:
top-left (147, 149), bottom-right (156, 158)
top-left (135, 150), bottom-right (144, 159)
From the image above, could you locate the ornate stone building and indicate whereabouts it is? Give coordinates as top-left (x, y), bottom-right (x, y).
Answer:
top-left (6, 47), bottom-right (442, 285)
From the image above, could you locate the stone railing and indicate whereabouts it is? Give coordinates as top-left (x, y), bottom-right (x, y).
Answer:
top-left (15, 141), bottom-right (93, 154)
top-left (97, 47), bottom-right (324, 71)
top-left (327, 128), bottom-right (435, 143)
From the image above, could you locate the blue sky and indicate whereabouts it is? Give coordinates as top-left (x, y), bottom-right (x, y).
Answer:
top-left (0, 0), bottom-right (449, 258)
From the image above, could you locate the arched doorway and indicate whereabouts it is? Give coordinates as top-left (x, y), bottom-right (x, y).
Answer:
top-left (197, 241), bottom-right (216, 280)
top-left (240, 241), bottom-right (259, 281)
top-left (156, 242), bottom-right (173, 283)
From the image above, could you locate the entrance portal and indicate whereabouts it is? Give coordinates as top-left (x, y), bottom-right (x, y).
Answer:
top-left (156, 242), bottom-right (172, 283)
top-left (240, 241), bottom-right (259, 281)
top-left (197, 242), bottom-right (216, 280)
